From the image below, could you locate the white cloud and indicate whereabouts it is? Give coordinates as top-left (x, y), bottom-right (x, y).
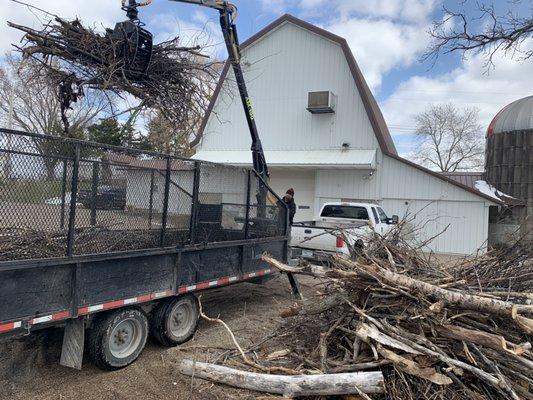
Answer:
top-left (333, 0), bottom-right (437, 23)
top-left (0, 0), bottom-right (123, 55)
top-left (326, 18), bottom-right (431, 90)
top-left (381, 40), bottom-right (533, 137)
top-left (147, 10), bottom-right (224, 58)
top-left (257, 0), bottom-right (439, 91)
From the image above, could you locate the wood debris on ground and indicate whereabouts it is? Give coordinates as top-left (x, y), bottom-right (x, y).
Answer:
top-left (191, 229), bottom-right (532, 399)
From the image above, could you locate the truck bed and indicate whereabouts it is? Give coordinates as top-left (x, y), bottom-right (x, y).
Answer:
top-left (293, 219), bottom-right (368, 229)
top-left (291, 219), bottom-right (370, 257)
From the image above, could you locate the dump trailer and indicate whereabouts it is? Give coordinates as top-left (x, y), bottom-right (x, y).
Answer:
top-left (0, 128), bottom-right (290, 370)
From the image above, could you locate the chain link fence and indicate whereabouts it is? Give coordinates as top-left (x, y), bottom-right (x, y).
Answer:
top-left (0, 129), bottom-right (288, 261)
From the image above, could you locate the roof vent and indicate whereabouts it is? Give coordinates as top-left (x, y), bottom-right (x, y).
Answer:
top-left (307, 91), bottom-right (336, 114)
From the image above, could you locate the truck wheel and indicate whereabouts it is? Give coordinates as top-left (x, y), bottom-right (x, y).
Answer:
top-left (87, 308), bottom-right (148, 370)
top-left (151, 295), bottom-right (199, 347)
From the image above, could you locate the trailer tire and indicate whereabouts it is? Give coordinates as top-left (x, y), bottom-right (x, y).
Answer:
top-left (151, 294), bottom-right (199, 347)
top-left (87, 308), bottom-right (148, 370)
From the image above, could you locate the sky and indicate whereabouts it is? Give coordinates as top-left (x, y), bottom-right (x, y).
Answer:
top-left (1, 0), bottom-right (532, 155)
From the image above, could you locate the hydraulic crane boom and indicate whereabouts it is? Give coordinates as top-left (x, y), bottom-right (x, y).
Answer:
top-left (169, 0), bottom-right (269, 182)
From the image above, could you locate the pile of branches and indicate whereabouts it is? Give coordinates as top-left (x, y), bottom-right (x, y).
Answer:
top-left (0, 227), bottom-right (189, 261)
top-left (258, 235), bottom-right (533, 399)
top-left (8, 13), bottom-right (218, 132)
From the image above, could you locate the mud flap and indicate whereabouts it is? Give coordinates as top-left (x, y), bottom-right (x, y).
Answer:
top-left (60, 317), bottom-right (85, 370)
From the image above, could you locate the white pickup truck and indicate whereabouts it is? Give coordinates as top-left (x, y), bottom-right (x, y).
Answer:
top-left (290, 202), bottom-right (398, 261)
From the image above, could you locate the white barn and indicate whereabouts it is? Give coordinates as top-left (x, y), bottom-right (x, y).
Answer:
top-left (194, 14), bottom-right (501, 255)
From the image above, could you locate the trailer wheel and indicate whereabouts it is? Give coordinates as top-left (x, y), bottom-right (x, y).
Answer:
top-left (87, 308), bottom-right (148, 370)
top-left (151, 294), bottom-right (199, 347)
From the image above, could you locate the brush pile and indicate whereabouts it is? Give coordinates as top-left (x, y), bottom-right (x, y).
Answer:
top-left (259, 234), bottom-right (533, 399)
top-left (0, 227), bottom-right (190, 261)
top-left (8, 14), bottom-right (218, 131)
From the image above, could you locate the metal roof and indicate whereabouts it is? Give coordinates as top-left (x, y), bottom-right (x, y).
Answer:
top-left (440, 171), bottom-right (484, 189)
top-left (193, 149), bottom-right (376, 169)
top-left (487, 95), bottom-right (533, 135)
top-left (439, 171), bottom-right (524, 206)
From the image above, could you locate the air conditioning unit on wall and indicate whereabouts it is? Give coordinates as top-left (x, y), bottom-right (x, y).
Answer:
top-left (307, 91), bottom-right (336, 114)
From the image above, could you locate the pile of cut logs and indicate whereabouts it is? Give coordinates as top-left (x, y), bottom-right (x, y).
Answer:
top-left (181, 233), bottom-right (533, 399)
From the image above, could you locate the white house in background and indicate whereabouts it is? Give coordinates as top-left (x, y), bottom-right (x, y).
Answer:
top-left (124, 159), bottom-right (248, 223)
top-left (193, 14), bottom-right (502, 255)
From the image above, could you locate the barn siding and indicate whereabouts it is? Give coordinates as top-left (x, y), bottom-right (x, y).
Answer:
top-left (316, 169), bottom-right (380, 201)
top-left (381, 156), bottom-right (492, 203)
top-left (381, 199), bottom-right (489, 255)
top-left (379, 156), bottom-right (492, 254)
top-left (201, 22), bottom-right (379, 152)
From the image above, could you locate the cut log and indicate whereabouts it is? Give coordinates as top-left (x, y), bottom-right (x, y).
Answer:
top-left (178, 360), bottom-right (385, 397)
top-left (436, 325), bottom-right (531, 356)
top-left (377, 345), bottom-right (452, 385)
top-left (355, 322), bottom-right (421, 355)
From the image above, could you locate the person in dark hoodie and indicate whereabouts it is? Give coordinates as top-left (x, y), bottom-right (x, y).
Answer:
top-left (283, 188), bottom-right (296, 225)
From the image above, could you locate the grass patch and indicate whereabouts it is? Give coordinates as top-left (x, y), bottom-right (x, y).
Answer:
top-left (0, 180), bottom-right (65, 203)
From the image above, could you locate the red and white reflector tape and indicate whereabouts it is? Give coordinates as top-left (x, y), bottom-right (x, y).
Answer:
top-left (0, 268), bottom-right (276, 333)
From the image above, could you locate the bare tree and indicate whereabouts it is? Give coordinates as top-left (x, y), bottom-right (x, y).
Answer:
top-left (0, 55), bottom-right (110, 178)
top-left (425, 1), bottom-right (533, 65)
top-left (0, 56), bottom-right (109, 133)
top-left (413, 104), bottom-right (484, 172)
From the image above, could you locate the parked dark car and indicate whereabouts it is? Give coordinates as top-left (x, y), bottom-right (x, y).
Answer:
top-left (78, 185), bottom-right (126, 210)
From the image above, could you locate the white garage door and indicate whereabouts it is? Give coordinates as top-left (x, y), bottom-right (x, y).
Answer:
top-left (269, 169), bottom-right (316, 222)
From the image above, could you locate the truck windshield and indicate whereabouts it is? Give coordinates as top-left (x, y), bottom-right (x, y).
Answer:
top-left (321, 205), bottom-right (369, 220)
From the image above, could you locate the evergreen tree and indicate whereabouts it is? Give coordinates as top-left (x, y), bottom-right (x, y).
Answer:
top-left (87, 118), bottom-right (133, 147)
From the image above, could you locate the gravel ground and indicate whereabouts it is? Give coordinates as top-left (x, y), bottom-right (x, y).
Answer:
top-left (0, 275), bottom-right (318, 400)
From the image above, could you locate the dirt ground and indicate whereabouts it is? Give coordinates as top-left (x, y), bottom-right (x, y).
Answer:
top-left (0, 275), bottom-right (319, 400)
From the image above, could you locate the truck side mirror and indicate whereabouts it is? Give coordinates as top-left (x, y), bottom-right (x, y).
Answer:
top-left (391, 215), bottom-right (399, 224)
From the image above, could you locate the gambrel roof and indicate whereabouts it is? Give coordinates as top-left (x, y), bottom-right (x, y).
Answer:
top-left (198, 14), bottom-right (397, 156)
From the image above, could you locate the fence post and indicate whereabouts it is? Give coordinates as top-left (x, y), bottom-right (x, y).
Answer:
top-left (148, 169), bottom-right (155, 229)
top-left (188, 161), bottom-right (201, 244)
top-left (90, 162), bottom-right (100, 226)
top-left (244, 170), bottom-right (251, 239)
top-left (66, 145), bottom-right (80, 257)
top-left (159, 156), bottom-right (172, 247)
top-left (60, 160), bottom-right (68, 230)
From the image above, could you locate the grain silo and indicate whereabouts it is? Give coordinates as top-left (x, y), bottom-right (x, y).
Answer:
top-left (485, 95), bottom-right (533, 239)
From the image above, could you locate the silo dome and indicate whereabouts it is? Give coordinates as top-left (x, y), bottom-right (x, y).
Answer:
top-left (487, 95), bottom-right (533, 136)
